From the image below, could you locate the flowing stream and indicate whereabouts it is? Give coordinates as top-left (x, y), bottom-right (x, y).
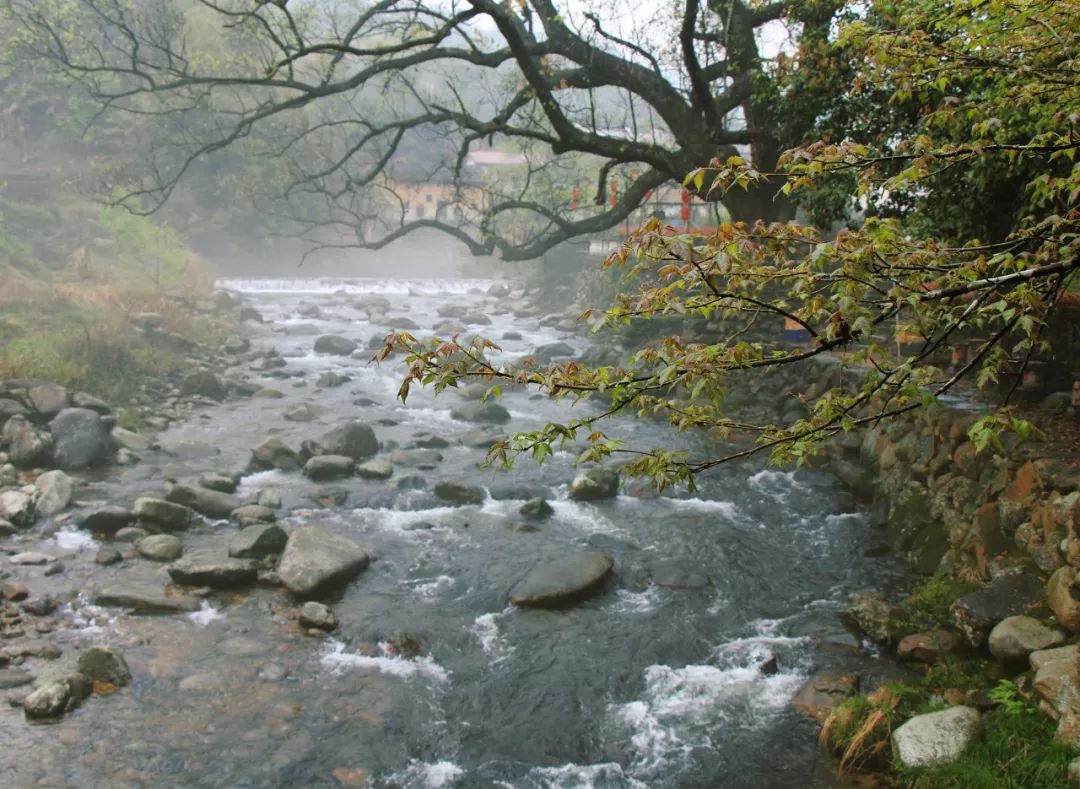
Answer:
top-left (3, 276), bottom-right (913, 788)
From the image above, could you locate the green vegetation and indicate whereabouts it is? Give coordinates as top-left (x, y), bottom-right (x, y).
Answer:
top-left (889, 576), bottom-right (980, 635)
top-left (824, 673), bottom-right (1071, 786)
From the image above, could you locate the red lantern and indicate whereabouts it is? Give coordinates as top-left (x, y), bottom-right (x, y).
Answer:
top-left (571, 187), bottom-right (580, 211)
top-left (610, 179), bottom-right (619, 208)
top-left (680, 189), bottom-right (691, 223)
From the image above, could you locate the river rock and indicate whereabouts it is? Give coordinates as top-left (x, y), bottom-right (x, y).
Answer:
top-left (77, 646), bottom-right (131, 686)
top-left (0, 490), bottom-right (35, 528)
top-left (846, 591), bottom-right (903, 642)
top-left (792, 673), bottom-right (860, 721)
top-left (79, 505), bottom-right (135, 535)
top-left (298, 601), bottom-right (337, 631)
top-left (434, 481), bottom-right (485, 505)
top-left (110, 426), bottom-right (152, 452)
top-left (321, 421), bottom-right (378, 461)
top-left (167, 553), bottom-right (258, 589)
top-left (24, 679), bottom-right (74, 719)
top-left (134, 497), bottom-right (194, 530)
top-left (250, 437), bottom-right (300, 471)
top-left (3, 414), bottom-right (54, 467)
top-left (229, 523), bottom-right (288, 559)
top-left (181, 371), bottom-right (227, 402)
top-left (137, 534), bottom-right (183, 562)
top-left (450, 401), bottom-right (511, 424)
top-left (303, 455), bottom-right (355, 481)
top-left (530, 341), bottom-right (576, 364)
top-left (315, 371), bottom-right (350, 388)
top-left (71, 392), bottom-right (110, 414)
top-left (258, 488), bottom-right (283, 509)
top-left (314, 335), bottom-right (358, 355)
top-left (223, 334), bottom-right (251, 354)
top-left (389, 449), bottom-right (442, 468)
top-left (950, 572), bottom-right (1045, 646)
top-left (569, 468), bottom-right (620, 501)
top-left (356, 459), bottom-right (393, 480)
top-left (510, 552), bottom-right (614, 607)
top-left (27, 382), bottom-right (69, 417)
top-left (988, 615), bottom-right (1066, 667)
top-left (11, 551), bottom-right (54, 565)
top-left (649, 561), bottom-right (710, 589)
top-left (199, 472), bottom-right (238, 493)
top-left (30, 470), bottom-right (72, 517)
top-left (896, 630), bottom-right (966, 663)
top-left (49, 408), bottom-right (111, 469)
top-left (1048, 567), bottom-right (1080, 632)
top-left (519, 498), bottom-right (554, 520)
top-left (1030, 644), bottom-right (1079, 672)
top-left (93, 586), bottom-right (199, 614)
top-left (228, 505), bottom-right (272, 528)
top-left (277, 526), bottom-right (370, 597)
top-left (0, 397), bottom-right (27, 421)
top-left (285, 403), bottom-right (322, 422)
top-left (892, 706), bottom-right (980, 768)
top-left (165, 484), bottom-right (240, 519)
top-left (1034, 652), bottom-right (1080, 716)
top-left (0, 667), bottom-right (33, 689)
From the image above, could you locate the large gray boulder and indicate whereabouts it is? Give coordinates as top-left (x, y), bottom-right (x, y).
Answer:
top-left (988, 615), bottom-right (1066, 668)
top-left (434, 481), bottom-right (485, 505)
top-left (34, 470), bottom-right (74, 517)
top-left (165, 484), bottom-right (240, 519)
top-left (950, 572), bottom-right (1045, 646)
top-left (48, 408), bottom-right (111, 469)
top-left (303, 454), bottom-right (355, 481)
top-left (249, 437), bottom-right (301, 472)
top-left (320, 421), bottom-right (378, 461)
top-left (277, 525), bottom-right (369, 597)
top-left (79, 505), bottom-right (134, 535)
top-left (94, 585), bottom-right (199, 614)
top-left (510, 552), bottom-right (614, 607)
top-left (137, 534), bottom-right (183, 562)
top-left (26, 382), bottom-right (69, 418)
top-left (134, 497), bottom-right (194, 530)
top-left (891, 706), bottom-right (981, 768)
top-left (229, 523), bottom-right (288, 559)
top-left (167, 553), bottom-right (257, 589)
top-left (0, 490), bottom-right (36, 528)
top-left (181, 371), bottom-right (227, 402)
top-left (3, 414), bottom-right (54, 467)
top-left (313, 335), bottom-right (358, 356)
top-left (450, 401), bottom-right (511, 425)
top-left (569, 468), bottom-right (620, 501)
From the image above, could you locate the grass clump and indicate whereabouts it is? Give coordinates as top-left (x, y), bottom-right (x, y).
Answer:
top-left (889, 575), bottom-right (980, 635)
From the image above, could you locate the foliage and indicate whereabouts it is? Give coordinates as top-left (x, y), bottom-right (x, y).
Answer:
top-left (898, 690), bottom-right (1073, 788)
top-left (820, 686), bottom-right (905, 773)
top-left (888, 575), bottom-right (980, 635)
top-left (379, 0), bottom-right (1079, 485)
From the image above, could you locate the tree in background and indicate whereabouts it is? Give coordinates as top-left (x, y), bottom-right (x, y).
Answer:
top-left (6, 0), bottom-right (844, 259)
top-left (387, 0), bottom-right (1079, 487)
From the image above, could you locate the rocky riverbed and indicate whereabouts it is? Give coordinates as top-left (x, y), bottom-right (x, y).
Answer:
top-left (0, 276), bottom-right (917, 787)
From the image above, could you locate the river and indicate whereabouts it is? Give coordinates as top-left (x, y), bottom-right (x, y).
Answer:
top-left (3, 276), bottom-right (912, 788)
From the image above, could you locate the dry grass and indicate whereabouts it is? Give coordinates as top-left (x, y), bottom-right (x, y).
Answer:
top-left (821, 686), bottom-right (902, 774)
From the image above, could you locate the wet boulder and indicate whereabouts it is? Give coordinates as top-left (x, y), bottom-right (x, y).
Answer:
top-left (313, 335), bottom-right (358, 356)
top-left (519, 497), bottom-right (554, 520)
top-left (0, 490), bottom-right (36, 528)
top-left (434, 481), bottom-right (485, 505)
top-left (71, 392), bottom-right (110, 414)
top-left (792, 673), bottom-right (860, 722)
top-left (34, 470), bottom-right (73, 516)
top-left (134, 497), bottom-right (194, 530)
top-left (231, 504), bottom-right (276, 527)
top-left (110, 426), bottom-right (153, 452)
top-left (277, 525), bottom-right (370, 598)
top-left (3, 414), bottom-right (54, 467)
top-left (450, 401), bottom-right (511, 425)
top-left (229, 523), bottom-right (288, 559)
top-left (356, 459), bottom-right (393, 480)
top-left (93, 585), bottom-right (199, 615)
top-left (136, 534), bottom-right (183, 562)
top-left (0, 397), bottom-right (28, 421)
top-left (27, 382), bottom-right (70, 418)
top-left (48, 408), bottom-right (111, 469)
top-left (249, 437), bottom-right (301, 472)
top-left (167, 553), bottom-right (258, 589)
top-left (320, 421), bottom-right (378, 461)
top-left (303, 455), bottom-right (355, 481)
top-left (79, 505), bottom-right (135, 536)
top-left (180, 371), bottom-right (227, 402)
top-left (299, 601), bottom-right (337, 632)
top-left (529, 341), bottom-right (576, 364)
top-left (77, 646), bottom-right (131, 686)
top-left (509, 552), bottom-right (614, 607)
top-left (199, 472), bottom-right (239, 494)
top-left (165, 484), bottom-right (240, 519)
top-left (569, 468), bottom-right (620, 501)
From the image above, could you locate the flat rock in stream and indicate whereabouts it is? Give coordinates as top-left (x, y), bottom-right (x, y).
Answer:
top-left (134, 497), bottom-right (194, 530)
top-left (79, 506), bottom-right (135, 535)
top-left (303, 454), bottom-right (355, 481)
top-left (509, 552), bottom-right (614, 607)
top-left (277, 526), bottom-right (370, 598)
top-left (313, 335), bottom-right (358, 356)
top-left (229, 523), bottom-right (288, 559)
top-left (94, 585), bottom-right (200, 614)
top-left (165, 484), bottom-right (240, 519)
top-left (167, 553), bottom-right (258, 589)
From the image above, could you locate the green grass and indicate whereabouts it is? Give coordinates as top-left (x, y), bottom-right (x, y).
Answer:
top-left (889, 575), bottom-right (981, 635)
